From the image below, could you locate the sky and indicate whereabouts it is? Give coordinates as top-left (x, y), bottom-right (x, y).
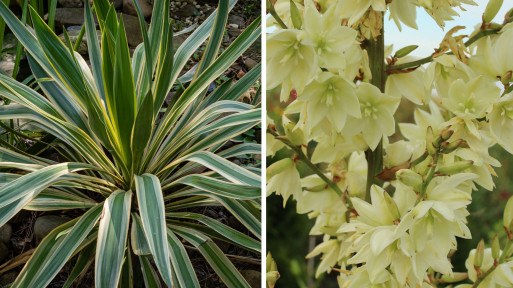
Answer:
top-left (384, 0), bottom-right (512, 57)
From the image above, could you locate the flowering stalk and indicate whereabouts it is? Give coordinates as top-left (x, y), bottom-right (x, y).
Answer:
top-left (387, 27), bottom-right (502, 73)
top-left (365, 11), bottom-right (385, 202)
top-left (268, 129), bottom-right (344, 197)
top-left (471, 238), bottom-right (513, 288)
top-left (266, 1), bottom-right (513, 286)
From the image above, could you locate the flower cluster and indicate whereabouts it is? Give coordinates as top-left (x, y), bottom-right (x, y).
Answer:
top-left (267, 0), bottom-right (513, 287)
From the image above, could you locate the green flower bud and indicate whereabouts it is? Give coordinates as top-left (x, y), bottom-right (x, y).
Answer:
top-left (432, 129), bottom-right (452, 149)
top-left (266, 158), bottom-right (294, 180)
top-left (394, 45), bottom-right (419, 58)
top-left (396, 169), bottom-right (423, 192)
top-left (483, 0), bottom-right (503, 23)
top-left (290, 0), bottom-right (302, 29)
top-left (474, 239), bottom-right (485, 268)
top-left (266, 272), bottom-right (280, 287)
top-left (437, 160), bottom-right (473, 175)
top-left (440, 129), bottom-right (454, 141)
top-left (266, 252), bottom-right (280, 288)
top-left (414, 155), bottom-right (433, 176)
top-left (503, 196), bottom-right (513, 231)
top-left (284, 122), bottom-right (305, 146)
top-left (440, 272), bottom-right (470, 283)
top-left (266, 252), bottom-right (278, 273)
top-left (492, 235), bottom-right (501, 259)
top-left (441, 139), bottom-right (464, 153)
top-left (501, 70), bottom-right (512, 85)
top-left (426, 126), bottom-right (436, 155)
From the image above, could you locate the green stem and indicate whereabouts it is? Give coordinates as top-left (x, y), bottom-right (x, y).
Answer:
top-left (268, 130), bottom-right (344, 197)
top-left (386, 28), bottom-right (501, 72)
top-left (364, 14), bottom-right (385, 202)
top-left (269, 4), bottom-right (287, 29)
top-left (418, 153), bottom-right (439, 203)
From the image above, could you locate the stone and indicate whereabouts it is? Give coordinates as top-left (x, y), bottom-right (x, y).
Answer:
top-left (195, 0), bottom-right (218, 4)
top-left (228, 15), bottom-right (245, 28)
top-left (59, 29), bottom-right (102, 54)
top-left (67, 25), bottom-right (83, 31)
top-left (173, 34), bottom-right (188, 49)
top-left (34, 215), bottom-right (72, 243)
top-left (227, 27), bottom-right (241, 38)
top-left (0, 54), bottom-right (15, 76)
top-left (175, 6), bottom-right (198, 18)
top-left (53, 8), bottom-right (86, 27)
top-left (0, 224), bottom-right (12, 244)
top-left (243, 58), bottom-right (258, 70)
top-left (0, 34), bottom-right (18, 53)
top-left (59, 0), bottom-right (83, 8)
top-left (121, 13), bottom-right (146, 47)
top-left (123, 0), bottom-right (153, 18)
top-left (0, 271), bottom-right (17, 286)
top-left (240, 270), bottom-right (260, 288)
top-left (86, 0), bottom-right (122, 8)
top-left (0, 241), bottom-right (8, 262)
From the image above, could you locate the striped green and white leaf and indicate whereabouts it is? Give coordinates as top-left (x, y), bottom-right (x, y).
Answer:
top-left (169, 225), bottom-right (251, 288)
top-left (135, 174), bottom-right (173, 286)
top-left (12, 204), bottom-right (103, 288)
top-left (95, 190), bottom-right (132, 288)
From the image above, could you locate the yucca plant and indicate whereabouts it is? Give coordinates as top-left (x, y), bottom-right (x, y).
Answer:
top-left (0, 0), bottom-right (261, 285)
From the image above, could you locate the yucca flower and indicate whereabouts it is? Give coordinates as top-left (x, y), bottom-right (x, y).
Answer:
top-left (302, 1), bottom-right (359, 70)
top-left (266, 29), bottom-right (318, 101)
top-left (343, 83), bottom-right (400, 150)
top-left (300, 72), bottom-right (360, 131)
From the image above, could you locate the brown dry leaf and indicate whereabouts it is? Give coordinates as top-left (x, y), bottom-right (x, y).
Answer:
top-left (436, 26), bottom-right (469, 62)
top-left (0, 248), bottom-right (35, 274)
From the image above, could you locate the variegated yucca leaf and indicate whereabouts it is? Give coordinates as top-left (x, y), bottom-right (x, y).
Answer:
top-left (0, 0), bottom-right (261, 285)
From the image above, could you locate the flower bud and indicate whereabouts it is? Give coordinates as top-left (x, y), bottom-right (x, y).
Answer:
top-left (503, 195), bottom-right (513, 231)
top-left (474, 239), bottom-right (485, 268)
top-left (289, 0), bottom-right (302, 29)
top-left (304, 183), bottom-right (327, 192)
top-left (440, 272), bottom-right (470, 283)
top-left (440, 129), bottom-right (454, 141)
top-left (426, 126), bottom-right (436, 155)
top-left (414, 155), bottom-right (433, 176)
top-left (266, 252), bottom-right (278, 273)
top-left (396, 169), bottom-right (423, 192)
top-left (437, 160), bottom-right (473, 175)
top-left (501, 70), bottom-right (512, 85)
top-left (394, 45), bottom-right (419, 58)
top-left (492, 235), bottom-right (501, 259)
top-left (266, 158), bottom-right (294, 180)
top-left (432, 128), bottom-right (452, 148)
top-left (441, 139), bottom-right (464, 153)
top-left (283, 122), bottom-right (305, 146)
top-left (483, 0), bottom-right (503, 23)
top-left (267, 272), bottom-right (280, 287)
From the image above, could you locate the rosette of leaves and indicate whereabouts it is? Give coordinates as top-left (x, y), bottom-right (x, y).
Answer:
top-left (0, 0), bottom-right (261, 286)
